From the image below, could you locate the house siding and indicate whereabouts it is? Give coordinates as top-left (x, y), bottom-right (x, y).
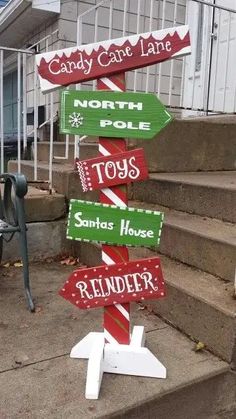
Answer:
top-left (3, 0), bottom-right (187, 135)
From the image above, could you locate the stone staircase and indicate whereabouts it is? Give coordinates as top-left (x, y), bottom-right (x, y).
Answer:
top-left (7, 116), bottom-right (236, 415)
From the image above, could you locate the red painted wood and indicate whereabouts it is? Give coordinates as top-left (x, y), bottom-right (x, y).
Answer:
top-left (59, 257), bottom-right (166, 309)
top-left (36, 26), bottom-right (191, 92)
top-left (75, 148), bottom-right (148, 192)
top-left (98, 73), bottom-right (131, 345)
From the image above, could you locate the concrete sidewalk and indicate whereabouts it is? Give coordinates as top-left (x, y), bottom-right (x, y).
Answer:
top-left (0, 262), bottom-right (235, 419)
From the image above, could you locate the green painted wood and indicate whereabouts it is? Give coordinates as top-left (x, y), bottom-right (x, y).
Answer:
top-left (67, 200), bottom-right (164, 247)
top-left (60, 90), bottom-right (172, 139)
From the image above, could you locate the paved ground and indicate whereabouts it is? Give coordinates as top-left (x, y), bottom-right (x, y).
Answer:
top-left (0, 261), bottom-right (233, 418)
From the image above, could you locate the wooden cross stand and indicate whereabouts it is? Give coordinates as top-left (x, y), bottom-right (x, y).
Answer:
top-left (37, 25), bottom-right (191, 399)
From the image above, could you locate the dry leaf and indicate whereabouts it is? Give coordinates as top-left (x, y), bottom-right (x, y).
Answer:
top-left (60, 256), bottom-right (77, 266)
top-left (194, 341), bottom-right (205, 352)
top-left (14, 262), bottom-right (23, 268)
top-left (3, 262), bottom-right (10, 268)
top-left (45, 257), bottom-right (54, 263)
top-left (137, 303), bottom-right (146, 310)
top-left (35, 306), bottom-right (43, 314)
top-left (68, 313), bottom-right (78, 320)
top-left (19, 323), bottom-right (29, 329)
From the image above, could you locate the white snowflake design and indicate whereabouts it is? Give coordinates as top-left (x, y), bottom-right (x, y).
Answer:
top-left (68, 112), bottom-right (84, 128)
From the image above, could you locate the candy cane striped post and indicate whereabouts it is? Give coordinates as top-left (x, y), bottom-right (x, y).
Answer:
top-left (97, 74), bottom-right (130, 345)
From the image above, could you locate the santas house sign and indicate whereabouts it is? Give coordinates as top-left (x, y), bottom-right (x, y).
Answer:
top-left (67, 199), bottom-right (164, 247)
top-left (36, 25), bottom-right (191, 92)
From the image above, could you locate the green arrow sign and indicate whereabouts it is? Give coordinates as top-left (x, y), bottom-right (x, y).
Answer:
top-left (60, 90), bottom-right (172, 140)
top-left (67, 199), bottom-right (164, 247)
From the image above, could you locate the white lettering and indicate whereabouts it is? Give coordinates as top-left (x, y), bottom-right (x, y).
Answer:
top-left (128, 156), bottom-right (140, 179)
top-left (75, 281), bottom-right (91, 299)
top-left (100, 120), bottom-right (112, 127)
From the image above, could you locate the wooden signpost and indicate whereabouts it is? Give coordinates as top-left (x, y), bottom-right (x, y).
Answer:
top-left (75, 148), bottom-right (148, 192)
top-left (36, 25), bottom-right (191, 93)
top-left (60, 90), bottom-right (172, 139)
top-left (67, 199), bottom-right (164, 247)
top-left (59, 257), bottom-right (165, 309)
top-left (36, 22), bottom-right (191, 400)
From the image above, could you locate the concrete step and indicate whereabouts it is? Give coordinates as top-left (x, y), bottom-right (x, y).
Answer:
top-left (129, 117), bottom-right (236, 172)
top-left (0, 261), bottom-right (235, 418)
top-left (75, 241), bottom-right (236, 366)
top-left (130, 171), bottom-right (236, 223)
top-left (129, 201), bottom-right (236, 282)
top-left (8, 160), bottom-right (98, 201)
top-left (24, 187), bottom-right (66, 222)
top-left (37, 142), bottom-right (98, 164)
top-left (2, 219), bottom-right (67, 262)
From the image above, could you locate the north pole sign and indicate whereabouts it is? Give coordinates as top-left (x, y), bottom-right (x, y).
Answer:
top-left (36, 25), bottom-right (191, 92)
top-left (60, 90), bottom-right (172, 139)
top-left (59, 257), bottom-right (166, 309)
top-left (67, 199), bottom-right (164, 247)
top-left (75, 148), bottom-right (148, 192)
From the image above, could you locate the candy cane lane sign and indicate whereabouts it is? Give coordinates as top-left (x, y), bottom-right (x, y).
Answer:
top-left (36, 25), bottom-right (191, 92)
top-left (75, 148), bottom-right (148, 192)
top-left (60, 90), bottom-right (172, 139)
top-left (67, 200), bottom-right (164, 247)
top-left (59, 257), bottom-right (166, 309)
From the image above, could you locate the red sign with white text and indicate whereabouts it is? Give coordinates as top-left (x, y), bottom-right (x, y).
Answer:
top-left (75, 148), bottom-right (148, 192)
top-left (36, 25), bottom-right (191, 92)
top-left (59, 257), bottom-right (165, 309)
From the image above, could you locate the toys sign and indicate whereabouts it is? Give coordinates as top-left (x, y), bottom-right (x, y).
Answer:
top-left (60, 91), bottom-right (172, 139)
top-left (59, 257), bottom-right (166, 309)
top-left (75, 148), bottom-right (148, 192)
top-left (36, 25), bottom-right (191, 92)
top-left (67, 199), bottom-right (164, 247)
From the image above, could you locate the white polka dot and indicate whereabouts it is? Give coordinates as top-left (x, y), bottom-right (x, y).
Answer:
top-left (133, 293), bottom-right (137, 297)
top-left (141, 297), bottom-right (144, 300)
top-left (150, 291), bottom-right (153, 294)
top-left (113, 301), bottom-right (117, 304)
top-left (155, 265), bottom-right (159, 268)
top-left (121, 295), bottom-right (124, 298)
top-left (143, 267), bottom-right (147, 271)
top-left (161, 292), bottom-right (164, 296)
top-left (61, 288), bottom-right (65, 292)
top-left (105, 298), bottom-right (108, 301)
top-left (105, 267), bottom-right (108, 270)
top-left (84, 275), bottom-right (88, 278)
top-left (118, 268), bottom-right (122, 272)
top-left (95, 301), bottom-right (98, 304)
top-left (72, 293), bottom-right (76, 297)
top-left (76, 301), bottom-right (79, 304)
top-left (136, 264), bottom-right (139, 267)
top-left (93, 268), bottom-right (97, 272)
top-left (87, 305), bottom-right (90, 308)
top-left (74, 273), bottom-right (77, 277)
top-left (88, 183), bottom-right (92, 187)
top-left (162, 282), bottom-right (164, 285)
top-left (87, 177), bottom-right (91, 181)
top-left (89, 187), bottom-right (92, 191)
top-left (66, 281), bottom-right (69, 284)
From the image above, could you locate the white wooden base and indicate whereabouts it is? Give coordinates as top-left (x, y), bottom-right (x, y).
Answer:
top-left (70, 326), bottom-right (166, 399)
